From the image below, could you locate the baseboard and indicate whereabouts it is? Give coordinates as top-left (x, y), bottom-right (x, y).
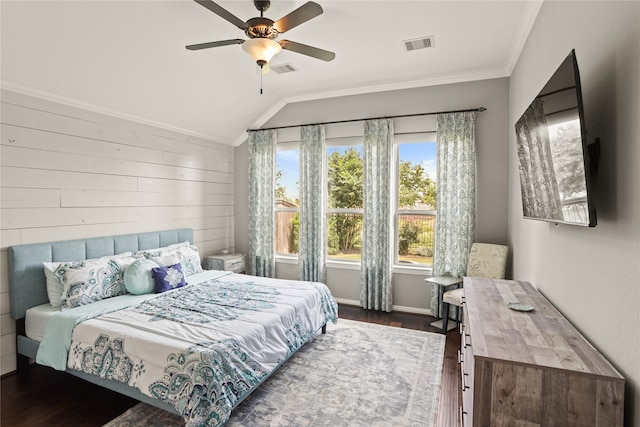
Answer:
top-left (335, 298), bottom-right (433, 316)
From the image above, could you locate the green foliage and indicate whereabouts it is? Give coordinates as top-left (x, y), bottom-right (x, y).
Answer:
top-left (275, 170), bottom-right (287, 200)
top-left (399, 160), bottom-right (436, 208)
top-left (328, 213), bottom-right (362, 252)
top-left (327, 147), bottom-right (363, 209)
top-left (398, 221), bottom-right (419, 255)
top-left (418, 230), bottom-right (434, 248)
top-left (416, 246), bottom-right (433, 257)
top-left (279, 146), bottom-right (438, 260)
top-left (327, 147), bottom-right (364, 255)
top-left (288, 214), bottom-right (300, 253)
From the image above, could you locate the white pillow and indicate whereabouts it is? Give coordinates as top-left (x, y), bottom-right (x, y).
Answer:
top-left (176, 245), bottom-right (204, 276)
top-left (138, 241), bottom-right (202, 277)
top-left (136, 241), bottom-right (190, 258)
top-left (151, 254), bottom-right (181, 267)
top-left (43, 262), bottom-right (65, 308)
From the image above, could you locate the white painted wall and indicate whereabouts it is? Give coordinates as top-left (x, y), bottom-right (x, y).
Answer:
top-left (235, 77), bottom-right (510, 312)
top-left (508, 2), bottom-right (640, 424)
top-left (0, 90), bottom-right (235, 375)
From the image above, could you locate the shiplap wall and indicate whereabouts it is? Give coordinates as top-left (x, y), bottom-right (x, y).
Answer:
top-left (0, 89), bottom-right (235, 375)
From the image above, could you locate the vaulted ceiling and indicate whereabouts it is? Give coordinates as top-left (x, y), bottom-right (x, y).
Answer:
top-left (1, 1), bottom-right (542, 146)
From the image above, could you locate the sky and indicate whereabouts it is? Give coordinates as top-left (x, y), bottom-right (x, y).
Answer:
top-left (276, 141), bottom-right (437, 202)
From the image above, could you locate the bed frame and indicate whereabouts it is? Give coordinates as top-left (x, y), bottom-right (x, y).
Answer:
top-left (8, 228), bottom-right (330, 419)
top-left (8, 228), bottom-right (194, 414)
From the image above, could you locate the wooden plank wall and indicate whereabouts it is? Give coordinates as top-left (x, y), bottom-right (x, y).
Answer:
top-left (0, 90), bottom-right (236, 375)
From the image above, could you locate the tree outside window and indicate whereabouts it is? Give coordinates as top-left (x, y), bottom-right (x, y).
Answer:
top-left (327, 146), bottom-right (363, 260)
top-left (396, 142), bottom-right (437, 266)
top-left (275, 150), bottom-right (300, 255)
top-left (274, 139), bottom-right (437, 267)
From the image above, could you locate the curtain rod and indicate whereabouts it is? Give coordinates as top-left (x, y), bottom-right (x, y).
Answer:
top-left (247, 107), bottom-right (487, 132)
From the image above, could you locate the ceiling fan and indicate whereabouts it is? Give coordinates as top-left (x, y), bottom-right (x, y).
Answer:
top-left (186, 0), bottom-right (335, 70)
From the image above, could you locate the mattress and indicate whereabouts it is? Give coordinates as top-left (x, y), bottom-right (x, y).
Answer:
top-left (25, 303), bottom-right (59, 342)
top-left (31, 271), bottom-right (338, 427)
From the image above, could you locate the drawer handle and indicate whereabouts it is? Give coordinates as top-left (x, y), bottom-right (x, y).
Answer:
top-left (459, 406), bottom-right (468, 426)
top-left (462, 373), bottom-right (469, 390)
top-left (462, 334), bottom-right (471, 349)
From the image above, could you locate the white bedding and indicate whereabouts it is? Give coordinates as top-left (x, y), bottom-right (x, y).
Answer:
top-left (25, 303), bottom-right (59, 342)
top-left (37, 271), bottom-right (338, 427)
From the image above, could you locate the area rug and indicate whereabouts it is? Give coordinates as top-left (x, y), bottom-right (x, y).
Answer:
top-left (104, 319), bottom-right (446, 427)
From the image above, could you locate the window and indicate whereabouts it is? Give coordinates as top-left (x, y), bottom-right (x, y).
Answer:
top-left (273, 129), bottom-right (438, 269)
top-left (275, 146), bottom-right (299, 255)
top-left (327, 145), bottom-right (363, 261)
top-left (395, 141), bottom-right (437, 267)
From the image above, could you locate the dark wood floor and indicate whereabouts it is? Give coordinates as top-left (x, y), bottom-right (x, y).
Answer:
top-left (1, 304), bottom-right (461, 426)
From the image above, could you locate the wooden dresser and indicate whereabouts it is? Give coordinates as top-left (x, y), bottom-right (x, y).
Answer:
top-left (460, 277), bottom-right (624, 426)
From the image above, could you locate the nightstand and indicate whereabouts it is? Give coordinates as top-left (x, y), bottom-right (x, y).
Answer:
top-left (425, 276), bottom-right (462, 331)
top-left (204, 253), bottom-right (245, 273)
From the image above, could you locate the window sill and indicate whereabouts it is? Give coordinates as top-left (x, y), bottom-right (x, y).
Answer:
top-left (275, 256), bottom-right (432, 275)
top-left (326, 259), bottom-right (361, 270)
top-left (392, 265), bottom-right (433, 276)
top-left (275, 255), bottom-right (298, 265)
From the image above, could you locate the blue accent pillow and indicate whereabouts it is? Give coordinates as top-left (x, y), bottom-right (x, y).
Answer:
top-left (124, 258), bottom-right (160, 295)
top-left (152, 263), bottom-right (187, 293)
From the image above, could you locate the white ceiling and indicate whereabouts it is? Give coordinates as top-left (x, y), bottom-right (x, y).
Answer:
top-left (1, 0), bottom-right (542, 146)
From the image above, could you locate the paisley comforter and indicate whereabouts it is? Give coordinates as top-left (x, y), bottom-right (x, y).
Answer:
top-left (42, 271), bottom-right (338, 426)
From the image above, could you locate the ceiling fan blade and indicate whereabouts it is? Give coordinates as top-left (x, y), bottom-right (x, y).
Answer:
top-left (273, 1), bottom-right (323, 33)
top-left (280, 40), bottom-right (335, 62)
top-left (194, 0), bottom-right (248, 30)
top-left (186, 39), bottom-right (245, 50)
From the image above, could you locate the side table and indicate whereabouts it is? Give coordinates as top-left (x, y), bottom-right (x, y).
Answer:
top-left (425, 275), bottom-right (463, 331)
top-left (204, 253), bottom-right (245, 274)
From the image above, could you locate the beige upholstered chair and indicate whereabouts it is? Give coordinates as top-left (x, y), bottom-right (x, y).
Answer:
top-left (441, 243), bottom-right (509, 333)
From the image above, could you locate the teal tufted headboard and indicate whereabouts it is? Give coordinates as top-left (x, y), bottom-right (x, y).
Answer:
top-left (8, 228), bottom-right (193, 320)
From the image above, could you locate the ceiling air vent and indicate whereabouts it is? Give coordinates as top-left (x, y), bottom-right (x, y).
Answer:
top-left (403, 36), bottom-right (435, 52)
top-left (271, 63), bottom-right (299, 74)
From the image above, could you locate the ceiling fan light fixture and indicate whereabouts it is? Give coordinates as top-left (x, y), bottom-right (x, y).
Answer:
top-left (242, 38), bottom-right (282, 64)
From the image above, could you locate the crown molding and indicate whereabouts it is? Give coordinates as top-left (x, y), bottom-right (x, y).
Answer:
top-left (505, 0), bottom-right (544, 75)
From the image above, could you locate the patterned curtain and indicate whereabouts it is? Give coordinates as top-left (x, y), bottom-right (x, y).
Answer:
top-left (248, 130), bottom-right (276, 277)
top-left (515, 98), bottom-right (563, 220)
top-left (430, 112), bottom-right (477, 317)
top-left (298, 125), bottom-right (326, 282)
top-left (360, 119), bottom-right (393, 312)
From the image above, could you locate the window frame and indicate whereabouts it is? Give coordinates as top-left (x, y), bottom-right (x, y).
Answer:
top-left (325, 140), bottom-right (364, 263)
top-left (392, 135), bottom-right (438, 271)
top-left (274, 142), bottom-right (301, 257)
top-left (273, 130), bottom-right (438, 274)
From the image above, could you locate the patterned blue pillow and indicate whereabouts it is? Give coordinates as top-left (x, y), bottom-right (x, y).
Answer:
top-left (175, 245), bottom-right (204, 276)
top-left (152, 263), bottom-right (187, 293)
top-left (137, 242), bottom-right (203, 277)
top-left (44, 252), bottom-right (135, 308)
top-left (59, 256), bottom-right (136, 309)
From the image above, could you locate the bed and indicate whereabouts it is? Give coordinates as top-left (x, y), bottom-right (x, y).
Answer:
top-left (8, 228), bottom-right (338, 427)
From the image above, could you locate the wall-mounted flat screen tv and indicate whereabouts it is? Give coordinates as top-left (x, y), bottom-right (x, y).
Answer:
top-left (515, 49), bottom-right (597, 227)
